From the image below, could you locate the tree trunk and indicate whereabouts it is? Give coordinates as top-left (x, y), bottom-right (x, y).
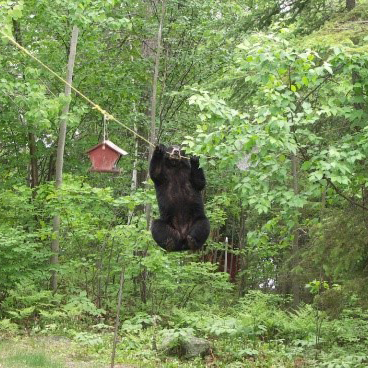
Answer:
top-left (12, 20), bottom-right (39, 191)
top-left (50, 25), bottom-right (79, 291)
top-left (139, 0), bottom-right (166, 305)
top-left (28, 131), bottom-right (39, 190)
top-left (291, 153), bottom-right (300, 307)
top-left (128, 41), bottom-right (139, 224)
top-left (320, 185), bottom-right (326, 219)
top-left (47, 153), bottom-right (55, 181)
top-left (145, 0), bottom-right (166, 227)
top-left (238, 208), bottom-right (247, 297)
top-left (131, 122), bottom-right (138, 192)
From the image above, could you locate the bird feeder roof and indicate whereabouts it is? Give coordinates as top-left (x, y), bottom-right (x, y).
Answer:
top-left (87, 140), bottom-right (128, 156)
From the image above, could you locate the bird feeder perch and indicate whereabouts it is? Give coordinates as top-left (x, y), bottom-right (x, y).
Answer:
top-left (87, 140), bottom-right (128, 173)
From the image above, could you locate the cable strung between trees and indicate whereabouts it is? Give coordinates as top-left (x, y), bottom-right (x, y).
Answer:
top-left (0, 28), bottom-right (155, 148)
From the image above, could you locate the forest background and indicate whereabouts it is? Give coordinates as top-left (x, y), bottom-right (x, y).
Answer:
top-left (1, 0), bottom-right (368, 367)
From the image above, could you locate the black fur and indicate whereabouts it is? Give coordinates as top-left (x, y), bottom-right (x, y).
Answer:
top-left (150, 144), bottom-right (210, 251)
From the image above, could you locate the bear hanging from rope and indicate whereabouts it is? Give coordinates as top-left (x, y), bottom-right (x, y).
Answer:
top-left (149, 144), bottom-right (210, 251)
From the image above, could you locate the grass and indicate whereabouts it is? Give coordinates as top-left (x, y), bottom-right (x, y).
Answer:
top-left (0, 337), bottom-right (138, 368)
top-left (4, 352), bottom-right (64, 368)
top-left (0, 340), bottom-right (65, 368)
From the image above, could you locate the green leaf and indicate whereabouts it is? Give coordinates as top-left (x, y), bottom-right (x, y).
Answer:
top-left (323, 62), bottom-right (333, 74)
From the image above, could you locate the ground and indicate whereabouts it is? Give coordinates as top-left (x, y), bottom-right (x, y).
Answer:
top-left (0, 337), bottom-right (136, 368)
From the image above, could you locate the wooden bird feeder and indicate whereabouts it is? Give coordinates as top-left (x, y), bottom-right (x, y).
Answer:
top-left (87, 140), bottom-right (128, 173)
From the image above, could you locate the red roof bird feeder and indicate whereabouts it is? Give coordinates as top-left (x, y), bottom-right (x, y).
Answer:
top-left (87, 140), bottom-right (128, 173)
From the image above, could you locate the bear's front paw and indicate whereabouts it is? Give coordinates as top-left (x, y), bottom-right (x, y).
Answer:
top-left (190, 156), bottom-right (200, 168)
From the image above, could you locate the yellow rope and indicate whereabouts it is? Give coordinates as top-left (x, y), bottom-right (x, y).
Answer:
top-left (0, 29), bottom-right (155, 148)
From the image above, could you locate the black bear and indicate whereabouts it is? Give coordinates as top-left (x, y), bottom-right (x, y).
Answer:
top-left (149, 144), bottom-right (210, 251)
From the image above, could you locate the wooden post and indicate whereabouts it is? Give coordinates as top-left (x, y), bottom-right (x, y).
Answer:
top-left (110, 267), bottom-right (125, 368)
top-left (224, 237), bottom-right (228, 274)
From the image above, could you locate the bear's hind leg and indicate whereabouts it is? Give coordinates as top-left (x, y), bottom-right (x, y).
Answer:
top-left (186, 218), bottom-right (210, 251)
top-left (152, 219), bottom-right (184, 251)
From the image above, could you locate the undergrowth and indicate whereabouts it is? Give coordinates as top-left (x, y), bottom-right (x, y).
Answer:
top-left (1, 290), bottom-right (367, 367)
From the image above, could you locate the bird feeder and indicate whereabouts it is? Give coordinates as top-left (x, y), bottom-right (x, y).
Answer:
top-left (87, 140), bottom-right (128, 173)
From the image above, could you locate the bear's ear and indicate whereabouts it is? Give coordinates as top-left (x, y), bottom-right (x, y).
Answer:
top-left (155, 144), bottom-right (167, 155)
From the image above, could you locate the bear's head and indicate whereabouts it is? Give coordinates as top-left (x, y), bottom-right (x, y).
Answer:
top-left (165, 145), bottom-right (189, 168)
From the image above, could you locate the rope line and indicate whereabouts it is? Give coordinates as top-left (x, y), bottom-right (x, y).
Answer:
top-left (0, 29), bottom-right (155, 148)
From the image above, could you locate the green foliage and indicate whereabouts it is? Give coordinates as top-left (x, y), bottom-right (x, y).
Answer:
top-left (121, 313), bottom-right (160, 334)
top-left (160, 327), bottom-right (195, 346)
top-left (2, 0), bottom-right (368, 366)
top-left (0, 225), bottom-right (49, 292)
top-left (1, 281), bottom-right (60, 330)
top-left (69, 330), bottom-right (103, 347)
top-left (0, 318), bottom-right (19, 336)
top-left (306, 280), bottom-right (331, 295)
top-left (62, 291), bottom-right (105, 319)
